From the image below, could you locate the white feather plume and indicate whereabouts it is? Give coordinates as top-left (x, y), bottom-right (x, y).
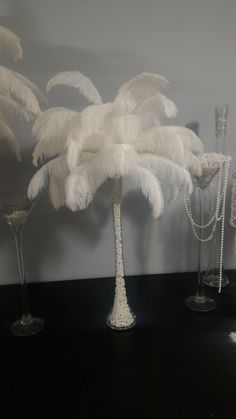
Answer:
top-left (67, 132), bottom-right (110, 170)
top-left (47, 71), bottom-right (103, 105)
top-left (116, 72), bottom-right (168, 98)
top-left (28, 156), bottom-right (68, 208)
top-left (183, 150), bottom-right (202, 177)
top-left (13, 71), bottom-right (48, 106)
top-left (0, 117), bottom-right (21, 160)
top-left (0, 25), bottom-right (23, 61)
top-left (140, 153), bottom-right (193, 195)
top-left (103, 113), bottom-right (144, 143)
top-left (80, 103), bottom-right (113, 128)
top-left (135, 92), bottom-right (177, 119)
top-left (0, 94), bottom-right (33, 123)
top-left (115, 72), bottom-right (170, 113)
top-left (33, 107), bottom-right (79, 138)
top-left (128, 165), bottom-right (165, 219)
top-left (135, 126), bottom-right (185, 166)
top-left (0, 66), bottom-right (40, 114)
top-left (32, 108), bottom-right (80, 166)
top-left (171, 126), bottom-right (204, 154)
top-left (98, 144), bottom-right (140, 178)
top-left (66, 160), bottom-right (106, 211)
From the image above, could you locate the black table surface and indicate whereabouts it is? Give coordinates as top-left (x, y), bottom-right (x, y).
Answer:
top-left (0, 271), bottom-right (236, 419)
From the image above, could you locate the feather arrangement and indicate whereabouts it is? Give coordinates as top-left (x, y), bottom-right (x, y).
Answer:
top-left (29, 70), bottom-right (203, 216)
top-left (28, 70), bottom-right (203, 330)
top-left (0, 26), bottom-right (43, 160)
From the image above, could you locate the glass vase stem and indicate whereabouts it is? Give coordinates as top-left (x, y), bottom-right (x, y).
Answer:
top-left (12, 225), bottom-right (30, 320)
top-left (197, 188), bottom-right (205, 296)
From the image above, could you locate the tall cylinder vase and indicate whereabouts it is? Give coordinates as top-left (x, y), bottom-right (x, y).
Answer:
top-left (203, 105), bottom-right (229, 289)
top-left (106, 178), bottom-right (136, 330)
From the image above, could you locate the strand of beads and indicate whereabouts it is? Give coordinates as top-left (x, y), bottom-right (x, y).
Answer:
top-left (218, 157), bottom-right (231, 293)
top-left (229, 174), bottom-right (236, 254)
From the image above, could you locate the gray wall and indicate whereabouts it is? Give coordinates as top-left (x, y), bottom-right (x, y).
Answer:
top-left (0, 0), bottom-right (236, 284)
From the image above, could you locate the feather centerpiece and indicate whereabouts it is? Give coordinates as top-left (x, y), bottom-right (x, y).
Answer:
top-left (28, 70), bottom-right (203, 330)
top-left (0, 26), bottom-right (43, 160)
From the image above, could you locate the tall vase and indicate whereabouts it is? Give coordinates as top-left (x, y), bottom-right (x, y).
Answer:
top-left (106, 178), bottom-right (136, 330)
top-left (203, 105), bottom-right (229, 289)
top-left (1, 196), bottom-right (44, 336)
top-left (185, 187), bottom-right (216, 312)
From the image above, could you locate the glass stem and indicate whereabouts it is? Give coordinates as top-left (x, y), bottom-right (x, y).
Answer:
top-left (216, 133), bottom-right (226, 155)
top-left (12, 225), bottom-right (30, 319)
top-left (197, 187), bottom-right (205, 297)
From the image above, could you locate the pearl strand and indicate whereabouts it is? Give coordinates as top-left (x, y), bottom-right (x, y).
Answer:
top-left (218, 157), bottom-right (231, 293)
top-left (229, 175), bottom-right (236, 254)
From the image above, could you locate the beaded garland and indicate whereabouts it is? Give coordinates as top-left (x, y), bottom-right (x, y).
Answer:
top-left (229, 174), bottom-right (236, 253)
top-left (184, 153), bottom-right (231, 293)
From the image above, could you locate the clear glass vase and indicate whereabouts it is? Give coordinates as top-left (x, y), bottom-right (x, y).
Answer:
top-left (0, 196), bottom-right (44, 336)
top-left (106, 178), bottom-right (136, 330)
top-left (203, 105), bottom-right (229, 289)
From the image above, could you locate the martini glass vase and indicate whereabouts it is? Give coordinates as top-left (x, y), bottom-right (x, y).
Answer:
top-left (2, 197), bottom-right (44, 336)
top-left (185, 187), bottom-right (216, 312)
top-left (106, 178), bottom-right (136, 330)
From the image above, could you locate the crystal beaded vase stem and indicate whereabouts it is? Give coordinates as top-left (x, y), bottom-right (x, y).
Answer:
top-left (106, 178), bottom-right (136, 330)
top-left (185, 187), bottom-right (216, 312)
top-left (1, 197), bottom-right (44, 336)
top-left (203, 105), bottom-right (229, 289)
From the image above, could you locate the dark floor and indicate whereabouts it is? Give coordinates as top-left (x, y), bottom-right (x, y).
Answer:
top-left (0, 271), bottom-right (236, 419)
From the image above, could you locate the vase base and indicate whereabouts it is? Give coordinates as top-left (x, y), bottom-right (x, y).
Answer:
top-left (203, 273), bottom-right (229, 288)
top-left (185, 295), bottom-right (216, 312)
top-left (106, 315), bottom-right (136, 331)
top-left (11, 314), bottom-right (44, 336)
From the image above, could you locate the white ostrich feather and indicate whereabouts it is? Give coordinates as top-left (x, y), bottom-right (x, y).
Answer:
top-left (66, 161), bottom-right (107, 211)
top-left (0, 117), bottom-right (21, 160)
top-left (103, 113), bottom-right (144, 143)
top-left (0, 94), bottom-right (33, 123)
top-left (140, 154), bottom-right (193, 195)
top-left (135, 92), bottom-right (177, 119)
top-left (28, 156), bottom-right (68, 206)
top-left (66, 144), bottom-right (142, 210)
top-left (116, 72), bottom-right (168, 98)
top-left (80, 103), bottom-right (113, 128)
top-left (166, 126), bottom-right (204, 154)
top-left (115, 72), bottom-right (170, 113)
top-left (0, 66), bottom-right (40, 114)
top-left (183, 149), bottom-right (202, 177)
top-left (13, 71), bottom-right (48, 106)
top-left (135, 126), bottom-right (185, 166)
top-left (128, 165), bottom-right (164, 219)
top-left (33, 107), bottom-right (79, 138)
top-left (0, 25), bottom-right (23, 61)
top-left (67, 132), bottom-right (110, 170)
top-left (65, 108), bottom-right (112, 169)
top-left (47, 71), bottom-right (103, 105)
top-left (98, 144), bottom-right (140, 178)
top-left (48, 160), bottom-right (69, 209)
top-left (32, 108), bottom-right (80, 166)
